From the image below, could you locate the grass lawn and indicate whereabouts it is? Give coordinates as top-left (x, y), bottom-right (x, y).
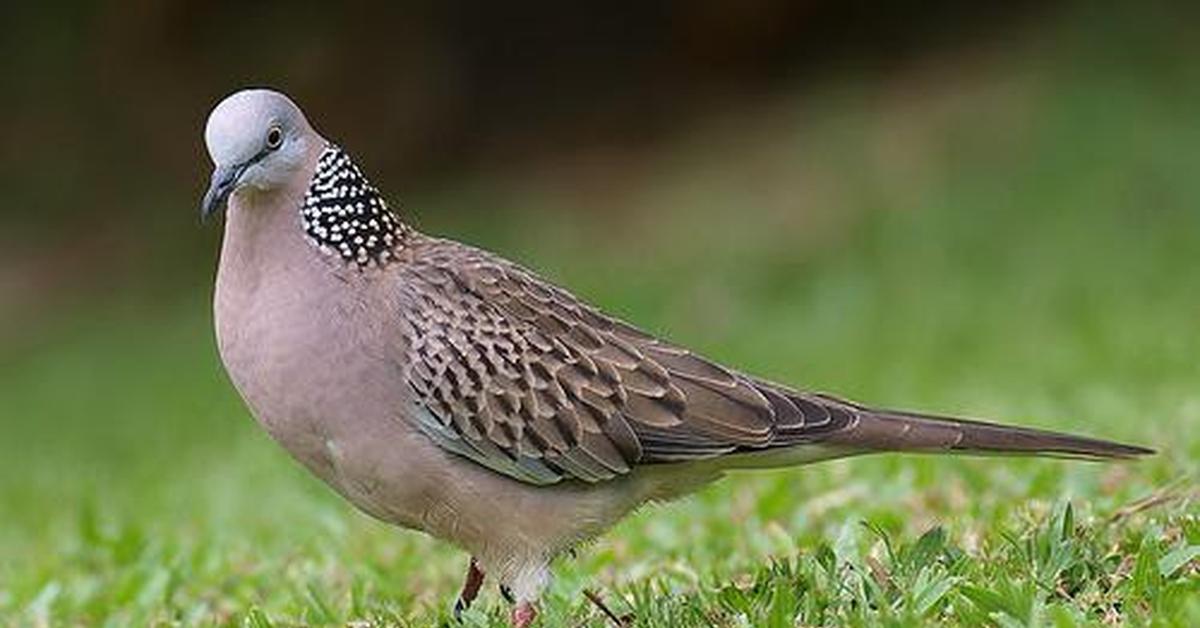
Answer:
top-left (1, 10), bottom-right (1198, 627)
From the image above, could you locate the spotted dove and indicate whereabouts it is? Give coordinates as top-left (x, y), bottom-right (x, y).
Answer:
top-left (201, 89), bottom-right (1152, 627)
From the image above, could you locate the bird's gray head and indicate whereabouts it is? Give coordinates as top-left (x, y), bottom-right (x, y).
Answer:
top-left (201, 89), bottom-right (317, 219)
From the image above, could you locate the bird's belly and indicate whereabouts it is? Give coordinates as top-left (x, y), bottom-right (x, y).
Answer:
top-left (216, 292), bottom-right (656, 562)
top-left (308, 402), bottom-right (655, 563)
top-left (230, 340), bottom-right (663, 567)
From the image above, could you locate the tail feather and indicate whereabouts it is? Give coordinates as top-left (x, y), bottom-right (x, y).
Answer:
top-left (817, 396), bottom-right (1154, 460)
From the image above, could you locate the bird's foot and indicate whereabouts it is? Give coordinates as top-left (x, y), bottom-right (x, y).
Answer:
top-left (510, 601), bottom-right (537, 628)
top-left (452, 557), bottom-right (485, 622)
top-left (583, 588), bottom-right (634, 627)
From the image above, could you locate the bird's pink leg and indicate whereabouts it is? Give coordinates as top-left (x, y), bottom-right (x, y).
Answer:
top-left (453, 557), bottom-right (485, 621)
top-left (510, 601), bottom-right (537, 627)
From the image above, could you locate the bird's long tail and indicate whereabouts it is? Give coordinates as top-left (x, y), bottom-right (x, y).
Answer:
top-left (805, 394), bottom-right (1153, 460)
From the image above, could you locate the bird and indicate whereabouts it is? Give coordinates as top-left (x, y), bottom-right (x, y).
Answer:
top-left (202, 88), bottom-right (1153, 627)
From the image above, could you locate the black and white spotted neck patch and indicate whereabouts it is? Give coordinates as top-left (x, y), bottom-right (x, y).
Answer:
top-left (300, 145), bottom-right (409, 267)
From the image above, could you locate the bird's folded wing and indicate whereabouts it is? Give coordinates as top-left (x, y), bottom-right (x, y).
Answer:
top-left (398, 239), bottom-right (1151, 485)
top-left (399, 239), bottom-right (845, 485)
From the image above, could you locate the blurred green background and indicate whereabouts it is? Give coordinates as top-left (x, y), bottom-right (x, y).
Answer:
top-left (1, 2), bottom-right (1198, 625)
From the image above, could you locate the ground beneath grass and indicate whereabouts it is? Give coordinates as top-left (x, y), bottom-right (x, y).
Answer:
top-left (2, 8), bottom-right (1199, 627)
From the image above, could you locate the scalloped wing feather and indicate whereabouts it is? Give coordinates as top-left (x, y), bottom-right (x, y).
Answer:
top-left (399, 239), bottom-right (796, 484)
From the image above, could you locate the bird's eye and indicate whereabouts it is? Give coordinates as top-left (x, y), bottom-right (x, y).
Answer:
top-left (266, 126), bottom-right (283, 149)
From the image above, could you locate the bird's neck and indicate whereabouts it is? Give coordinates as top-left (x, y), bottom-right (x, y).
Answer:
top-left (215, 143), bottom-right (413, 321)
top-left (299, 144), bottom-right (413, 268)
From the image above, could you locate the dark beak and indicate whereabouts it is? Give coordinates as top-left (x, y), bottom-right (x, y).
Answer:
top-left (201, 163), bottom-right (245, 221)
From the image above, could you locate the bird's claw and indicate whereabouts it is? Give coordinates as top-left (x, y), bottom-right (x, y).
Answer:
top-left (452, 557), bottom-right (485, 623)
top-left (510, 601), bottom-right (537, 628)
top-left (583, 588), bottom-right (633, 627)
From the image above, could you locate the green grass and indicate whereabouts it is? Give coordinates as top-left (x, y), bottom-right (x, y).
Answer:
top-left (3, 9), bottom-right (1200, 627)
